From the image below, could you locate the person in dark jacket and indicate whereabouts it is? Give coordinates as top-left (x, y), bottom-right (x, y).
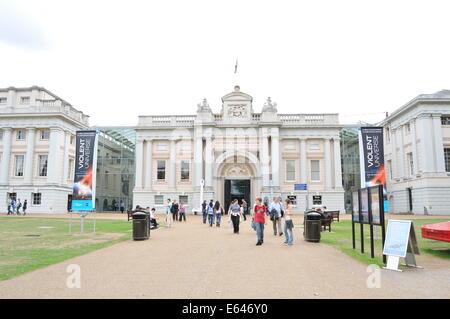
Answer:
top-left (171, 200), bottom-right (179, 222)
top-left (22, 199), bottom-right (28, 215)
top-left (201, 200), bottom-right (208, 224)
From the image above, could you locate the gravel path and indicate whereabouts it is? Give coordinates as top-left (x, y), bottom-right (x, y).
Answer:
top-left (0, 215), bottom-right (449, 299)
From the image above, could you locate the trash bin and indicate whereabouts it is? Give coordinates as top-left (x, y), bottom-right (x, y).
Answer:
top-left (132, 212), bottom-right (150, 240)
top-left (304, 212), bottom-right (321, 242)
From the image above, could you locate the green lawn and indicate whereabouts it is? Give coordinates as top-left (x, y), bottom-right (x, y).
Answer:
top-left (0, 216), bottom-right (132, 280)
top-left (320, 218), bottom-right (450, 267)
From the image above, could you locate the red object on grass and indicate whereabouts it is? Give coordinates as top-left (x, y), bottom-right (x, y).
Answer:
top-left (421, 221), bottom-right (450, 243)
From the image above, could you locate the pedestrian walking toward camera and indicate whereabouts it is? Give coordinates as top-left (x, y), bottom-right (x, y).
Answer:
top-left (269, 197), bottom-right (283, 236)
top-left (22, 199), bottom-right (28, 215)
top-left (207, 200), bottom-right (215, 227)
top-left (253, 197), bottom-right (267, 246)
top-left (283, 199), bottom-right (294, 245)
top-left (179, 202), bottom-right (186, 222)
top-left (214, 201), bottom-right (222, 227)
top-left (166, 198), bottom-right (173, 228)
top-left (241, 199), bottom-right (248, 221)
top-left (171, 199), bottom-right (179, 222)
top-left (202, 200), bottom-right (208, 224)
top-left (228, 199), bottom-right (243, 234)
top-left (119, 200), bottom-right (125, 214)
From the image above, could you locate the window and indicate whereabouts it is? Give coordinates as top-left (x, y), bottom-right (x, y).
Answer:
top-left (180, 160), bottom-right (190, 180)
top-left (444, 148), bottom-right (450, 172)
top-left (441, 116), bottom-right (450, 125)
top-left (32, 193), bottom-right (42, 205)
top-left (285, 141), bottom-right (296, 150)
top-left (68, 158), bottom-right (74, 180)
top-left (38, 155), bottom-right (48, 176)
top-left (310, 160), bottom-right (320, 181)
top-left (387, 160), bottom-right (393, 180)
top-left (285, 160), bottom-right (296, 181)
top-left (70, 135), bottom-right (75, 145)
top-left (157, 160), bottom-right (166, 180)
top-left (179, 195), bottom-right (188, 204)
top-left (405, 123), bottom-right (411, 134)
top-left (386, 127), bottom-right (391, 142)
top-left (309, 140), bottom-right (320, 150)
top-left (40, 130), bottom-right (50, 140)
top-left (156, 141), bottom-right (168, 151)
top-left (14, 155), bottom-right (24, 177)
top-left (407, 153), bottom-right (414, 176)
top-left (0, 97), bottom-right (6, 104)
top-left (16, 130), bottom-right (26, 140)
top-left (20, 96), bottom-right (30, 104)
top-left (154, 195), bottom-right (164, 205)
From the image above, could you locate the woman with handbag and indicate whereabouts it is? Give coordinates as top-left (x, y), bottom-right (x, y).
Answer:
top-left (283, 199), bottom-right (294, 245)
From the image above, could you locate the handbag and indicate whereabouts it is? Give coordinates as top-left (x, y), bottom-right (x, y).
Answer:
top-left (286, 219), bottom-right (294, 230)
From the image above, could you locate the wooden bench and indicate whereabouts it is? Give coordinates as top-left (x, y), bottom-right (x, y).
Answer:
top-left (321, 213), bottom-right (332, 232)
top-left (326, 210), bottom-right (340, 222)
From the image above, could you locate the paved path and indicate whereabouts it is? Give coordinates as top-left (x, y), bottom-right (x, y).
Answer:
top-left (0, 216), bottom-right (449, 298)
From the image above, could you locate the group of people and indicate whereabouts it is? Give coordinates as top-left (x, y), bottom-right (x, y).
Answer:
top-left (201, 199), bottom-right (226, 227)
top-left (7, 198), bottom-right (28, 215)
top-left (165, 199), bottom-right (187, 227)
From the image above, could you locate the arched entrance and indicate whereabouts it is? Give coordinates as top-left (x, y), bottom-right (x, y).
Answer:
top-left (214, 151), bottom-right (261, 212)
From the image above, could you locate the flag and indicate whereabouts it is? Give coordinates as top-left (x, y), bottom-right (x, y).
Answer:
top-left (234, 59), bottom-right (238, 74)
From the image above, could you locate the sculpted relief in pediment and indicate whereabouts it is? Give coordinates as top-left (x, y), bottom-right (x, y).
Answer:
top-left (227, 104), bottom-right (247, 118)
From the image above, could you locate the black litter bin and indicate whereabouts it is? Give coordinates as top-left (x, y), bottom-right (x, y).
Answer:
top-left (132, 212), bottom-right (150, 240)
top-left (304, 212), bottom-right (321, 242)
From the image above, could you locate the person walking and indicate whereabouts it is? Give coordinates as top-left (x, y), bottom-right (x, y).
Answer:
top-left (269, 197), bottom-right (283, 236)
top-left (178, 202), bottom-right (186, 222)
top-left (166, 198), bottom-right (173, 228)
top-left (253, 197), bottom-right (267, 245)
top-left (171, 199), bottom-right (179, 222)
top-left (201, 200), bottom-right (208, 224)
top-left (22, 199), bottom-right (28, 215)
top-left (119, 200), bottom-right (125, 214)
top-left (241, 199), bottom-right (248, 221)
top-left (7, 201), bottom-right (12, 215)
top-left (11, 199), bottom-right (17, 215)
top-left (214, 201), bottom-right (222, 227)
top-left (207, 200), bottom-right (215, 227)
top-left (16, 199), bottom-right (22, 215)
top-left (283, 199), bottom-right (295, 245)
top-left (228, 199), bottom-right (243, 234)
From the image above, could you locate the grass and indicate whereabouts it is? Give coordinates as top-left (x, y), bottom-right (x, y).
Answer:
top-left (0, 216), bottom-right (132, 280)
top-left (320, 218), bottom-right (450, 267)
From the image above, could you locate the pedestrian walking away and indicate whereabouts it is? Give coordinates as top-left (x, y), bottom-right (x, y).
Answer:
top-left (22, 199), bottom-right (28, 215)
top-left (283, 199), bottom-right (295, 245)
top-left (16, 199), bottom-right (22, 215)
top-left (253, 197), bottom-right (267, 246)
top-left (241, 199), bottom-right (248, 221)
top-left (269, 197), bottom-right (283, 236)
top-left (201, 200), bottom-right (208, 224)
top-left (214, 201), bottom-right (222, 227)
top-left (228, 199), bottom-right (243, 234)
top-left (207, 200), bottom-right (215, 227)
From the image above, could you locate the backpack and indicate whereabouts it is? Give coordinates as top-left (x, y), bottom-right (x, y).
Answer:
top-left (207, 206), bottom-right (214, 215)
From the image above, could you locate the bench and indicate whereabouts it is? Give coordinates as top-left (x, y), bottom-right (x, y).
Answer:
top-left (321, 213), bottom-right (332, 232)
top-left (326, 210), bottom-right (340, 222)
top-left (127, 210), bottom-right (134, 221)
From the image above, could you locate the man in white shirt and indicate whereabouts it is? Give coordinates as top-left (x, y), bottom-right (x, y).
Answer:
top-left (268, 197), bottom-right (283, 236)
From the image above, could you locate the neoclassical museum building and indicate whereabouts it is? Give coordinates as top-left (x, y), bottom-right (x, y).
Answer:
top-left (133, 86), bottom-right (345, 213)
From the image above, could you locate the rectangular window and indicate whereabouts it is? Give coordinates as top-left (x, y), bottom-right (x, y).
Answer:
top-left (156, 141), bottom-right (168, 151)
top-left (32, 193), bottom-right (42, 205)
top-left (309, 140), bottom-right (320, 150)
top-left (157, 160), bottom-right (166, 180)
top-left (444, 148), bottom-right (450, 172)
top-left (17, 130), bottom-right (26, 140)
top-left (387, 160), bottom-right (392, 180)
top-left (38, 155), bottom-right (48, 176)
top-left (14, 155), bottom-right (24, 177)
top-left (310, 160), bottom-right (320, 181)
top-left (154, 195), bottom-right (164, 205)
top-left (441, 116), bottom-right (450, 125)
top-left (407, 152), bottom-right (414, 176)
top-left (285, 141), bottom-right (296, 150)
top-left (179, 195), bottom-right (188, 205)
top-left (40, 130), bottom-right (50, 140)
top-left (68, 158), bottom-right (74, 180)
top-left (180, 160), bottom-right (190, 180)
top-left (286, 160), bottom-right (296, 181)
top-left (21, 96), bottom-right (30, 104)
top-left (0, 97), bottom-right (6, 104)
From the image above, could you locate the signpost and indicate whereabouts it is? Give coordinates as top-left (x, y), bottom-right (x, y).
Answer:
top-left (383, 220), bottom-right (420, 272)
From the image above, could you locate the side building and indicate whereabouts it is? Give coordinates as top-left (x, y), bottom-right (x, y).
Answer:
top-left (380, 90), bottom-right (450, 215)
top-left (0, 86), bottom-right (89, 213)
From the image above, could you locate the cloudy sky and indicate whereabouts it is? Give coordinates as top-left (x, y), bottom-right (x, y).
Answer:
top-left (1, 0), bottom-right (449, 126)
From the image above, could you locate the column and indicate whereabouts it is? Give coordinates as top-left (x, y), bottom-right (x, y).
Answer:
top-left (144, 139), bottom-right (153, 190)
top-left (300, 138), bottom-right (307, 184)
top-left (324, 138), bottom-right (332, 190)
top-left (205, 136), bottom-right (212, 187)
top-left (418, 115), bottom-right (434, 173)
top-left (399, 126), bottom-right (406, 177)
top-left (169, 139), bottom-right (176, 189)
top-left (261, 129), bottom-right (270, 187)
top-left (24, 128), bottom-right (36, 184)
top-left (134, 137), bottom-right (144, 189)
top-left (194, 135), bottom-right (203, 187)
top-left (270, 128), bottom-right (280, 187)
top-left (47, 127), bottom-right (63, 184)
top-left (333, 137), bottom-right (342, 189)
top-left (0, 128), bottom-right (12, 184)
top-left (410, 120), bottom-right (418, 175)
top-left (432, 115), bottom-right (446, 172)
top-left (62, 131), bottom-right (71, 184)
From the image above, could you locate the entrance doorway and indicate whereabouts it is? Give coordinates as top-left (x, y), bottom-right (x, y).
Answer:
top-left (224, 179), bottom-right (250, 213)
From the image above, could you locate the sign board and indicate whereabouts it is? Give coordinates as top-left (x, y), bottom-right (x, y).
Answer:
top-left (312, 195), bottom-right (322, 205)
top-left (71, 130), bottom-right (99, 211)
top-left (294, 183), bottom-right (307, 191)
top-left (287, 195), bottom-right (297, 205)
top-left (369, 186), bottom-right (381, 225)
top-left (359, 188), bottom-right (370, 224)
top-left (352, 191), bottom-right (359, 222)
